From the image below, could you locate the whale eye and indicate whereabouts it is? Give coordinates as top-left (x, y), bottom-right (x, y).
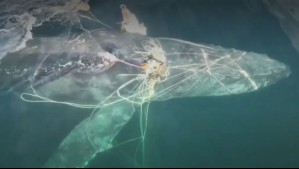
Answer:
top-left (102, 42), bottom-right (117, 54)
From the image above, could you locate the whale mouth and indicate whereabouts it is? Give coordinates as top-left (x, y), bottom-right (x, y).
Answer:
top-left (251, 60), bottom-right (291, 88)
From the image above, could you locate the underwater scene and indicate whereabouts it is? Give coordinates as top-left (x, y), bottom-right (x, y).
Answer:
top-left (0, 0), bottom-right (299, 168)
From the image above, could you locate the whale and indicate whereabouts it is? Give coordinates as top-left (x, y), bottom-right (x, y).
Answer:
top-left (0, 27), bottom-right (290, 167)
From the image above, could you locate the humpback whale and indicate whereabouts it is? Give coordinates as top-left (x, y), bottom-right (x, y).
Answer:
top-left (0, 29), bottom-right (290, 167)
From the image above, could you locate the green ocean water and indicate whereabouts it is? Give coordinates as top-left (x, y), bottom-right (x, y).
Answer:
top-left (1, 0), bottom-right (299, 168)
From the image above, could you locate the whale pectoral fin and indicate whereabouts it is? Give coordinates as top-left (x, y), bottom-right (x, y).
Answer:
top-left (44, 101), bottom-right (135, 168)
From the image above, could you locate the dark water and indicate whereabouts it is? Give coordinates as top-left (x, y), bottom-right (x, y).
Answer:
top-left (1, 0), bottom-right (299, 168)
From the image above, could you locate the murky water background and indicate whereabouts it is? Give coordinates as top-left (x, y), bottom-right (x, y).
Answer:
top-left (1, 0), bottom-right (299, 167)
